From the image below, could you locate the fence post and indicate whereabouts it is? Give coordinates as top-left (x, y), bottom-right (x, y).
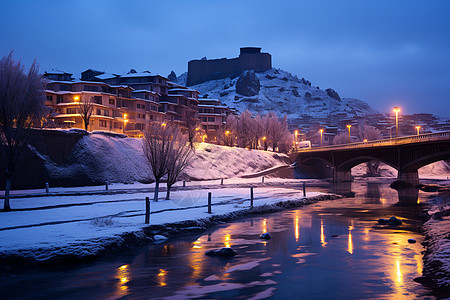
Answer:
top-left (262, 177), bottom-right (265, 184)
top-left (208, 192), bottom-right (212, 214)
top-left (221, 178), bottom-right (224, 185)
top-left (303, 182), bottom-right (306, 197)
top-left (183, 180), bottom-right (186, 188)
top-left (105, 182), bottom-right (108, 191)
top-left (45, 182), bottom-right (49, 195)
top-left (250, 187), bottom-right (254, 207)
top-left (145, 197), bottom-right (150, 224)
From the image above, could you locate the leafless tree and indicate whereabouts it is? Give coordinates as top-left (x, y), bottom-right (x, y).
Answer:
top-left (143, 122), bottom-right (178, 201)
top-left (358, 124), bottom-right (383, 176)
top-left (333, 132), bottom-right (349, 145)
top-left (76, 94), bottom-right (94, 131)
top-left (165, 130), bottom-right (193, 200)
top-left (183, 107), bottom-right (200, 148)
top-left (0, 52), bottom-right (47, 211)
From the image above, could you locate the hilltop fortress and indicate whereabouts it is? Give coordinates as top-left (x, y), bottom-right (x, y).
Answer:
top-left (186, 47), bottom-right (272, 86)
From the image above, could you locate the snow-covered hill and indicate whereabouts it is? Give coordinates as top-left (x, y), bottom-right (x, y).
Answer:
top-left (179, 68), bottom-right (377, 118)
top-left (43, 132), bottom-right (289, 185)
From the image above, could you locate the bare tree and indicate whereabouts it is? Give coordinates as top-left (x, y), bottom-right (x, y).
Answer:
top-left (76, 94), bottom-right (94, 131)
top-left (143, 123), bottom-right (178, 201)
top-left (183, 107), bottom-right (200, 148)
top-left (358, 124), bottom-right (383, 176)
top-left (333, 132), bottom-right (349, 145)
top-left (0, 52), bottom-right (47, 211)
top-left (165, 130), bottom-right (193, 200)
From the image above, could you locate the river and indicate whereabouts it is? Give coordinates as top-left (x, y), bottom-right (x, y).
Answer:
top-left (1, 181), bottom-right (437, 299)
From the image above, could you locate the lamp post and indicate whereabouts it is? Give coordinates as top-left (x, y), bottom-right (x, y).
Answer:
top-left (262, 136), bottom-right (267, 150)
top-left (415, 125), bottom-right (421, 136)
top-left (319, 129), bottom-right (323, 147)
top-left (294, 130), bottom-right (298, 150)
top-left (393, 107), bottom-right (400, 138)
top-left (346, 125), bottom-right (351, 143)
top-left (225, 130), bottom-right (230, 146)
top-left (123, 113), bottom-right (128, 134)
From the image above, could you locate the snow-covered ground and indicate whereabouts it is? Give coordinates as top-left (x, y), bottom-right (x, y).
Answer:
top-left (421, 193), bottom-right (450, 292)
top-left (0, 182), bottom-right (337, 262)
top-left (40, 132), bottom-right (290, 186)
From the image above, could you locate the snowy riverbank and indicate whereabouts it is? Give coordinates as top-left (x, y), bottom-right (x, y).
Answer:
top-left (420, 191), bottom-right (450, 296)
top-left (0, 182), bottom-right (340, 268)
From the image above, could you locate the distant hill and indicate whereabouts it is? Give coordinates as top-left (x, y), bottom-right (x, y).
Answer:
top-left (178, 68), bottom-right (377, 118)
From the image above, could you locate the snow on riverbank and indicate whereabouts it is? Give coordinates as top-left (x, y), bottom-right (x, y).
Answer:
top-left (0, 185), bottom-right (339, 265)
top-left (421, 193), bottom-right (450, 293)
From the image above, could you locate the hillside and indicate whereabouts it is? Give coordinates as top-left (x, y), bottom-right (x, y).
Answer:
top-left (178, 68), bottom-right (377, 118)
top-left (42, 132), bottom-right (290, 186)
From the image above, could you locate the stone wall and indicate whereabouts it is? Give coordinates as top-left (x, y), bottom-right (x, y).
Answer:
top-left (186, 47), bottom-right (272, 86)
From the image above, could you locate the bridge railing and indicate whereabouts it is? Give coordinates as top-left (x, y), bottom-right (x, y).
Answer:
top-left (295, 130), bottom-right (450, 153)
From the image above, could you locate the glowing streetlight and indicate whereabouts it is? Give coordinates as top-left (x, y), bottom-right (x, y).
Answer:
top-left (319, 129), bottom-right (324, 147)
top-left (225, 130), bottom-right (230, 135)
top-left (123, 113), bottom-right (128, 133)
top-left (363, 139), bottom-right (368, 143)
top-left (294, 130), bottom-right (298, 149)
top-left (346, 125), bottom-right (352, 143)
top-left (74, 95), bottom-right (80, 102)
top-left (202, 135), bottom-right (207, 143)
top-left (415, 125), bottom-right (421, 136)
top-left (393, 107), bottom-right (400, 138)
top-left (161, 122), bottom-right (167, 127)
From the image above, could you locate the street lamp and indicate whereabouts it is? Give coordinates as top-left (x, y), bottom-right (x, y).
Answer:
top-left (202, 135), bottom-right (207, 143)
top-left (123, 113), bottom-right (128, 133)
top-left (319, 129), bottom-right (324, 147)
top-left (294, 130), bottom-right (298, 150)
top-left (415, 125), bottom-right (421, 136)
top-left (393, 107), bottom-right (400, 138)
top-left (346, 125), bottom-right (351, 143)
top-left (161, 122), bottom-right (167, 127)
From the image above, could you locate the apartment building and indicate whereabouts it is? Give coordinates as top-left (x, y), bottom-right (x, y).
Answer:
top-left (82, 69), bottom-right (200, 129)
top-left (197, 98), bottom-right (233, 142)
top-left (44, 71), bottom-right (164, 136)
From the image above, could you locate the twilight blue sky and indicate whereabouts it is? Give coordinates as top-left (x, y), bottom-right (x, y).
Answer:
top-left (1, 0), bottom-right (449, 116)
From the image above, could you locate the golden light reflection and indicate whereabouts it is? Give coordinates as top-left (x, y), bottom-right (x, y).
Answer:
top-left (193, 238), bottom-right (202, 249)
top-left (320, 220), bottom-right (326, 247)
top-left (224, 233), bottom-right (231, 248)
top-left (363, 226), bottom-right (370, 242)
top-left (115, 264), bottom-right (130, 296)
top-left (295, 217), bottom-right (300, 242)
top-left (380, 198), bottom-right (387, 205)
top-left (348, 225), bottom-right (354, 254)
top-left (157, 269), bottom-right (167, 286)
top-left (262, 219), bottom-right (267, 233)
top-left (396, 260), bottom-right (402, 284)
top-left (415, 254), bottom-right (423, 275)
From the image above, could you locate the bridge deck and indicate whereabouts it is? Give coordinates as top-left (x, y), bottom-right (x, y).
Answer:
top-left (294, 131), bottom-right (450, 153)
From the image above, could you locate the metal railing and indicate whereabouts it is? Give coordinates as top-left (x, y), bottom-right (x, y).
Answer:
top-left (295, 131), bottom-right (450, 153)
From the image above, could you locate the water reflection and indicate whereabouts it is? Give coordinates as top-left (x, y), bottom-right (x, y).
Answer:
top-left (0, 182), bottom-right (434, 300)
top-left (348, 223), bottom-right (354, 254)
top-left (320, 220), bottom-right (326, 247)
top-left (115, 264), bottom-right (130, 297)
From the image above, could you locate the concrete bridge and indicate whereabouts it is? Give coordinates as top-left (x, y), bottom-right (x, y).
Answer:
top-left (291, 131), bottom-right (450, 185)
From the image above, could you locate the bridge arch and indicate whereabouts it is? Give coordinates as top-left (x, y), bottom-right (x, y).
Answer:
top-left (403, 151), bottom-right (450, 171)
top-left (337, 156), bottom-right (397, 172)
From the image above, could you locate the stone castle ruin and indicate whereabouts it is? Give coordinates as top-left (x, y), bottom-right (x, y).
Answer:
top-left (186, 47), bottom-right (272, 86)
